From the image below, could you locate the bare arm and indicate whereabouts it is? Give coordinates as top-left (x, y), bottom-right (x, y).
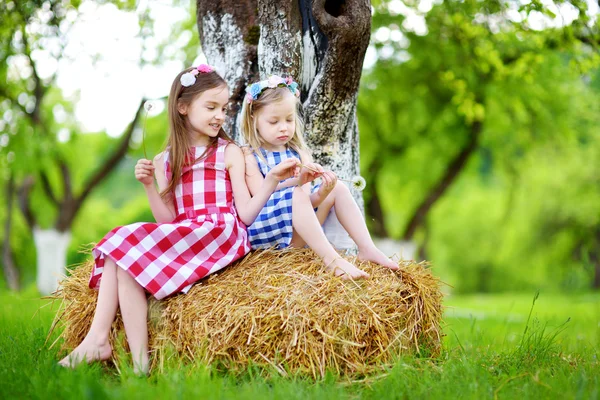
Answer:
top-left (139, 153), bottom-right (176, 223)
top-left (296, 149), bottom-right (329, 207)
top-left (244, 149), bottom-right (314, 194)
top-left (243, 148), bottom-right (267, 197)
top-left (227, 144), bottom-right (298, 225)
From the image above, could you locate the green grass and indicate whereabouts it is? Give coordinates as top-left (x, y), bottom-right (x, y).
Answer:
top-left (0, 287), bottom-right (598, 399)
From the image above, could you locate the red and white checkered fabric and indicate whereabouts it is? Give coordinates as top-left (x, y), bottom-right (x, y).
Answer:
top-left (89, 138), bottom-right (251, 300)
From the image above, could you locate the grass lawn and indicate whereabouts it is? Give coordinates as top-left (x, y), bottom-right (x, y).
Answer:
top-left (0, 285), bottom-right (598, 399)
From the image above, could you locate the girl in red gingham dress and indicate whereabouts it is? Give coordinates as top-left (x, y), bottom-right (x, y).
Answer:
top-left (59, 65), bottom-right (300, 374)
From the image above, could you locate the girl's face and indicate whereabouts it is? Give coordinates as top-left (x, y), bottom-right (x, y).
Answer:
top-left (255, 92), bottom-right (297, 152)
top-left (179, 84), bottom-right (229, 146)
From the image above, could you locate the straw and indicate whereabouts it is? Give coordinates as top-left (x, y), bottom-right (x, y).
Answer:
top-left (48, 248), bottom-right (444, 379)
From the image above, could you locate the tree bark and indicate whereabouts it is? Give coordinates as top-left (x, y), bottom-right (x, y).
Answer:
top-left (196, 0), bottom-right (259, 139)
top-left (402, 120), bottom-right (482, 241)
top-left (304, 0), bottom-right (370, 181)
top-left (55, 99), bottom-right (146, 232)
top-left (196, 0), bottom-right (371, 204)
top-left (2, 173), bottom-right (20, 290)
top-left (196, 0), bottom-right (371, 250)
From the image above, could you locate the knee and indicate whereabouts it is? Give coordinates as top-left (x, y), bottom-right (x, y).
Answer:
top-left (292, 186), bottom-right (310, 201)
top-left (334, 180), bottom-right (350, 197)
top-left (116, 265), bottom-right (129, 280)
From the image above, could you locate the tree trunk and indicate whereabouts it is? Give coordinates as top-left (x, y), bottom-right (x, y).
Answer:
top-left (12, 101), bottom-right (145, 294)
top-left (33, 228), bottom-right (72, 295)
top-left (197, 0), bottom-right (371, 249)
top-left (197, 0), bottom-right (369, 184)
top-left (196, 0), bottom-right (259, 139)
top-left (2, 174), bottom-right (20, 290)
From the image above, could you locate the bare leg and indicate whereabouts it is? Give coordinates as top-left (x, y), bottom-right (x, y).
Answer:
top-left (323, 183), bottom-right (398, 269)
top-left (289, 187), bottom-right (369, 279)
top-left (116, 268), bottom-right (149, 375)
top-left (59, 258), bottom-right (117, 367)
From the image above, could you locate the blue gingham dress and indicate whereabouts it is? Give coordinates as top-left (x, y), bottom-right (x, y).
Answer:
top-left (247, 147), bottom-right (319, 249)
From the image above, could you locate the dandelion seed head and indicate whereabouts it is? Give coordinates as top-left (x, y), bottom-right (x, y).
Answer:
top-left (351, 175), bottom-right (366, 191)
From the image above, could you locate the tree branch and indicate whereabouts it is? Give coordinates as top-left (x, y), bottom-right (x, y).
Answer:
top-left (20, 25), bottom-right (46, 125)
top-left (365, 156), bottom-right (388, 238)
top-left (59, 159), bottom-right (73, 201)
top-left (402, 120), bottom-right (482, 240)
top-left (39, 170), bottom-right (60, 206)
top-left (16, 175), bottom-right (36, 230)
top-left (2, 173), bottom-right (21, 290)
top-left (75, 99), bottom-right (146, 210)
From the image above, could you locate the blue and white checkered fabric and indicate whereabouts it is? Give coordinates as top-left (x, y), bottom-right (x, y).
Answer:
top-left (248, 147), bottom-right (319, 249)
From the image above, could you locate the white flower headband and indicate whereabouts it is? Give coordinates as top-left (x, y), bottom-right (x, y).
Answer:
top-left (180, 64), bottom-right (215, 87)
top-left (245, 75), bottom-right (300, 103)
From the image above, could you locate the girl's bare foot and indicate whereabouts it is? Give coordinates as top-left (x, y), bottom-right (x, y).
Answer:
top-left (358, 246), bottom-right (399, 270)
top-left (58, 340), bottom-right (112, 368)
top-left (324, 256), bottom-right (369, 279)
top-left (133, 355), bottom-right (150, 376)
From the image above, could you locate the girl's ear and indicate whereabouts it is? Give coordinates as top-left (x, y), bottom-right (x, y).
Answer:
top-left (177, 101), bottom-right (188, 116)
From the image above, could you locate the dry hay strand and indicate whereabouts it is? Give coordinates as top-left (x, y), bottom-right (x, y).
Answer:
top-left (49, 248), bottom-right (444, 379)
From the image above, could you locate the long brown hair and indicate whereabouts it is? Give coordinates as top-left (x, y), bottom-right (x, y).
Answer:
top-left (240, 86), bottom-right (310, 164)
top-left (161, 67), bottom-right (232, 201)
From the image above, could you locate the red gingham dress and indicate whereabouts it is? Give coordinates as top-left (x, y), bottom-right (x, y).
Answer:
top-left (89, 138), bottom-right (251, 300)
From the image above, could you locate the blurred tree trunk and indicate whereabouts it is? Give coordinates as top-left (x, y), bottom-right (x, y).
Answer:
top-left (29, 101), bottom-right (144, 295)
top-left (3, 0), bottom-right (150, 294)
top-left (196, 0), bottom-right (371, 210)
top-left (12, 100), bottom-right (145, 295)
top-left (2, 173), bottom-right (20, 291)
top-left (365, 158), bottom-right (388, 238)
top-left (402, 120), bottom-right (482, 241)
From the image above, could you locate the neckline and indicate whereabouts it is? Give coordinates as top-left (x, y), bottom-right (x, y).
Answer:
top-left (260, 146), bottom-right (291, 154)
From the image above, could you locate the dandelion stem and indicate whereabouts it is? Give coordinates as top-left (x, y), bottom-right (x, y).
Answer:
top-left (142, 111), bottom-right (148, 160)
top-left (297, 163), bottom-right (354, 183)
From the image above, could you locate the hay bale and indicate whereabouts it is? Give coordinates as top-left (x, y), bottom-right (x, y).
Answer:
top-left (49, 249), bottom-right (444, 378)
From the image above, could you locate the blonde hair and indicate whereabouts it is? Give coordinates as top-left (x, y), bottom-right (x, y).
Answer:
top-left (240, 86), bottom-right (310, 163)
top-left (162, 67), bottom-right (232, 201)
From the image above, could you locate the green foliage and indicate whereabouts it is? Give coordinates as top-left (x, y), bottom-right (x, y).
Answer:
top-left (360, 0), bottom-right (600, 292)
top-left (0, 0), bottom-right (187, 289)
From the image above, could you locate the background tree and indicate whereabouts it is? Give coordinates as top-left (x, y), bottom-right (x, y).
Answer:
top-left (359, 0), bottom-right (600, 290)
top-left (194, 0), bottom-right (373, 249)
top-left (2, 0), bottom-right (599, 294)
top-left (0, 0), bottom-right (158, 294)
top-left (196, 0), bottom-right (370, 196)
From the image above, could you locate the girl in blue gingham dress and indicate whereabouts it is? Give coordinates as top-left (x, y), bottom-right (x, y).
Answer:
top-left (240, 75), bottom-right (399, 279)
top-left (248, 148), bottom-right (319, 249)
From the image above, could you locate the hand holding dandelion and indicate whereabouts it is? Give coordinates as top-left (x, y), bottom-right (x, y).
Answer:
top-left (298, 163), bottom-right (367, 191)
